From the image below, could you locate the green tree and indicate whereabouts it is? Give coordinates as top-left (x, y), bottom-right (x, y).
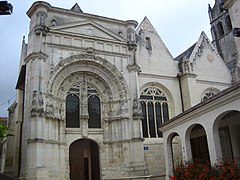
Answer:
top-left (0, 124), bottom-right (8, 139)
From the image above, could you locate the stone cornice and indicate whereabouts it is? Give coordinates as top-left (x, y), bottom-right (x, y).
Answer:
top-left (26, 138), bottom-right (65, 145)
top-left (127, 64), bottom-right (141, 72)
top-left (50, 20), bottom-right (127, 42)
top-left (103, 138), bottom-right (143, 144)
top-left (24, 52), bottom-right (48, 63)
top-left (27, 1), bottom-right (138, 27)
top-left (48, 30), bottom-right (127, 44)
top-left (45, 42), bottom-right (130, 58)
top-left (180, 73), bottom-right (197, 79)
top-left (196, 79), bottom-right (231, 86)
top-left (139, 73), bottom-right (178, 81)
top-left (104, 116), bottom-right (129, 122)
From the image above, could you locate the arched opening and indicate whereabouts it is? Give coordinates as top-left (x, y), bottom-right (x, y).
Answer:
top-left (88, 95), bottom-right (101, 128)
top-left (165, 132), bottom-right (183, 176)
top-left (65, 83), bottom-right (102, 129)
top-left (69, 139), bottom-right (100, 180)
top-left (217, 110), bottom-right (240, 161)
top-left (189, 124), bottom-right (210, 161)
top-left (171, 133), bottom-right (182, 170)
top-left (66, 94), bottom-right (80, 128)
top-left (140, 86), bottom-right (171, 138)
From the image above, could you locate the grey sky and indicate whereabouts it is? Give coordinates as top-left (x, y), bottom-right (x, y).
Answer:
top-left (0, 0), bottom-right (214, 117)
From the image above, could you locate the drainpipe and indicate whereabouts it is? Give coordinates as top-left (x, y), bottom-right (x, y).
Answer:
top-left (18, 90), bottom-right (24, 177)
top-left (177, 73), bottom-right (184, 112)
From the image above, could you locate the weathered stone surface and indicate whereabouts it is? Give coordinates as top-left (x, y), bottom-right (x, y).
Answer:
top-left (2, 1), bottom-right (235, 180)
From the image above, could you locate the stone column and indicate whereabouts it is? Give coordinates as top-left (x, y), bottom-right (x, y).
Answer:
top-left (164, 136), bottom-right (174, 179)
top-left (180, 132), bottom-right (192, 162)
top-left (206, 125), bottom-right (222, 164)
top-left (81, 77), bottom-right (89, 137)
top-left (178, 60), bottom-right (198, 110)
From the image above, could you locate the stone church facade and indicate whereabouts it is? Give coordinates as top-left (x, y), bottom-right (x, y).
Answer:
top-left (1, 1), bottom-right (239, 180)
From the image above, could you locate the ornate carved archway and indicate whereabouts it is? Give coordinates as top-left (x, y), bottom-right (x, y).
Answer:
top-left (45, 54), bottom-right (129, 120)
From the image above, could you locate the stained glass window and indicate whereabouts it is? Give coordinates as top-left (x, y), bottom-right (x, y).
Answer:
top-left (140, 87), bottom-right (170, 138)
top-left (66, 94), bottom-right (80, 128)
top-left (66, 83), bottom-right (101, 129)
top-left (88, 95), bottom-right (101, 128)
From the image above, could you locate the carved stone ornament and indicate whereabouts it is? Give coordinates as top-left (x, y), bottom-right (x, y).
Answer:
top-left (45, 95), bottom-right (64, 120)
top-left (31, 91), bottom-right (38, 116)
top-left (30, 90), bottom-right (45, 117)
top-left (178, 60), bottom-right (194, 75)
top-left (45, 103), bottom-right (54, 118)
top-left (47, 54), bottom-right (129, 101)
top-left (35, 11), bottom-right (48, 36)
top-left (133, 98), bottom-right (142, 117)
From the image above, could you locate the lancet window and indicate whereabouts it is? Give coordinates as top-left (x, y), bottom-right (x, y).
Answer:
top-left (66, 83), bottom-right (101, 128)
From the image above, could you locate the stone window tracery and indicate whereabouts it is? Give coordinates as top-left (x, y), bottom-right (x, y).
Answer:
top-left (87, 85), bottom-right (101, 128)
top-left (201, 92), bottom-right (215, 101)
top-left (201, 88), bottom-right (220, 102)
top-left (140, 87), bottom-right (169, 138)
top-left (66, 94), bottom-right (80, 128)
top-left (66, 83), bottom-right (101, 128)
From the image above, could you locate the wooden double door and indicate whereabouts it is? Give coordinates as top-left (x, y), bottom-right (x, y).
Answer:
top-left (190, 135), bottom-right (210, 161)
top-left (69, 139), bottom-right (100, 180)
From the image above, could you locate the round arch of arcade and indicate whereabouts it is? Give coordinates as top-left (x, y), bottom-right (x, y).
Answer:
top-left (163, 106), bottom-right (240, 177)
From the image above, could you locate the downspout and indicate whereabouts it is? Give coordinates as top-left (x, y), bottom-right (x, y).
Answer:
top-left (18, 90), bottom-right (24, 177)
top-left (177, 73), bottom-right (184, 112)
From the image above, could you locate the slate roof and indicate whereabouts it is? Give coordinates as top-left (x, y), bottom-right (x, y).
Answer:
top-left (174, 43), bottom-right (196, 62)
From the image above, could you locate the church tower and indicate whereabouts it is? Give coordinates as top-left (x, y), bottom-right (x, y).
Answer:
top-left (208, 0), bottom-right (240, 82)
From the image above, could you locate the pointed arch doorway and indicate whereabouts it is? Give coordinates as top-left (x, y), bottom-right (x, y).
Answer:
top-left (69, 139), bottom-right (100, 180)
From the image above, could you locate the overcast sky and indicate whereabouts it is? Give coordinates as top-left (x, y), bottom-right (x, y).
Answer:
top-left (0, 0), bottom-right (215, 117)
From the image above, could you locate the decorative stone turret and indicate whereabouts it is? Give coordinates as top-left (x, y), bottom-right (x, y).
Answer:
top-left (34, 10), bottom-right (48, 35)
top-left (126, 20), bottom-right (138, 50)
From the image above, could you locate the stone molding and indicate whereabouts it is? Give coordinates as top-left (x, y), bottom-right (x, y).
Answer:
top-left (24, 52), bottom-right (48, 63)
top-left (48, 54), bottom-right (129, 100)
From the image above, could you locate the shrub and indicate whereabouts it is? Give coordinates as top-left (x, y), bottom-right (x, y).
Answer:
top-left (174, 159), bottom-right (240, 180)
